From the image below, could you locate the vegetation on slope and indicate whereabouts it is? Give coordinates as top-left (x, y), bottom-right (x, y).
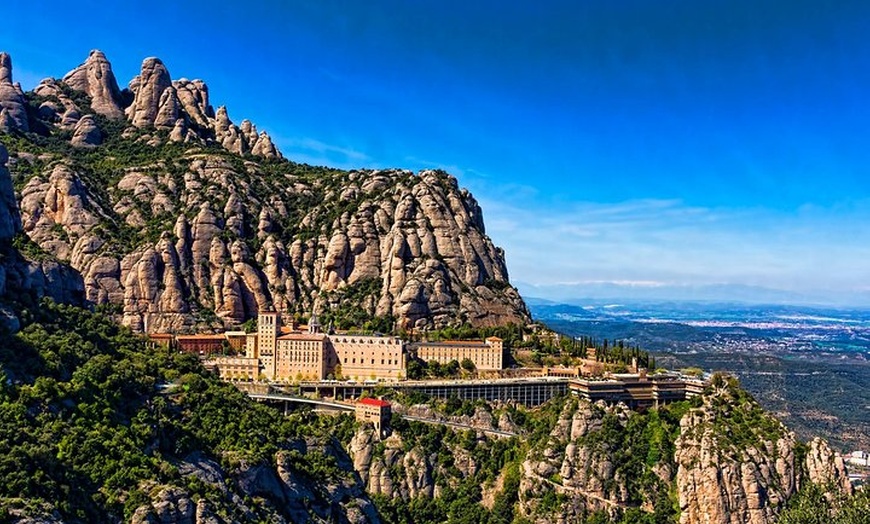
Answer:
top-left (0, 299), bottom-right (357, 522)
top-left (1, 298), bottom-right (865, 523)
top-left (777, 483), bottom-right (870, 524)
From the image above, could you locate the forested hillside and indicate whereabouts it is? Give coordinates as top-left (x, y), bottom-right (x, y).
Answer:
top-left (0, 300), bottom-right (376, 523)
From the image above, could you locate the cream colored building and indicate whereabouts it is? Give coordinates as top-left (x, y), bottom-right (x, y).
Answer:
top-left (225, 311), bottom-right (406, 382)
top-left (355, 397), bottom-right (391, 438)
top-left (329, 334), bottom-right (405, 381)
top-left (275, 333), bottom-right (328, 382)
top-left (413, 337), bottom-right (505, 370)
top-left (207, 356), bottom-right (261, 381)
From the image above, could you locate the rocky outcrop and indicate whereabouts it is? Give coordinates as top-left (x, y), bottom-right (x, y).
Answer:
top-left (61, 50), bottom-right (124, 119)
top-left (71, 114), bottom-right (101, 147)
top-left (126, 57), bottom-right (173, 128)
top-left (674, 386), bottom-right (853, 524)
top-left (0, 52), bottom-right (29, 132)
top-left (119, 441), bottom-right (379, 524)
top-left (15, 153), bottom-right (528, 331)
top-left (348, 426), bottom-right (483, 501)
top-left (117, 54), bottom-right (278, 159)
top-left (804, 437), bottom-right (852, 496)
top-left (517, 400), bottom-right (641, 522)
top-left (3, 50), bottom-right (528, 331)
top-left (513, 388), bottom-right (855, 524)
top-left (0, 143), bottom-right (21, 239)
top-left (0, 145), bottom-right (85, 328)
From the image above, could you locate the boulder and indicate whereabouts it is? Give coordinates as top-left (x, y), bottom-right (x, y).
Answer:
top-left (71, 115), bottom-right (101, 147)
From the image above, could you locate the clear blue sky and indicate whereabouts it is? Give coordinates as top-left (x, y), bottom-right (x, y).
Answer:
top-left (3, 0), bottom-right (870, 302)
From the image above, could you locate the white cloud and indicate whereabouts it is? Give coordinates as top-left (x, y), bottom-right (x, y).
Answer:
top-left (476, 195), bottom-right (870, 297)
top-left (282, 137), bottom-right (371, 163)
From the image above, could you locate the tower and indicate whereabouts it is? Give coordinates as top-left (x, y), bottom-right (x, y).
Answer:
top-left (308, 311), bottom-right (322, 334)
top-left (258, 311), bottom-right (280, 379)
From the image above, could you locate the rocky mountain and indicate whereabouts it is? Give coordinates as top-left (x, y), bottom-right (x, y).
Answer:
top-left (0, 50), bottom-right (529, 333)
top-left (340, 385), bottom-right (856, 524)
top-left (515, 381), bottom-right (853, 524)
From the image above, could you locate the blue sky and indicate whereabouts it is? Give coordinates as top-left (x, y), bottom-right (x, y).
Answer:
top-left (3, 0), bottom-right (870, 302)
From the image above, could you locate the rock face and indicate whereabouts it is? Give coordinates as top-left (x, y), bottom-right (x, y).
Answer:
top-left (126, 57), bottom-right (173, 128)
top-left (70, 115), bottom-right (101, 147)
top-left (0, 52), bottom-right (29, 132)
top-left (62, 50), bottom-right (124, 119)
top-left (674, 385), bottom-right (853, 524)
top-left (10, 444), bottom-right (379, 524)
top-left (517, 399), bottom-right (651, 522)
top-left (0, 143), bottom-right (21, 238)
top-left (0, 144), bottom-right (85, 330)
top-left (15, 159), bottom-right (527, 332)
top-left (513, 389), bottom-right (855, 524)
top-left (804, 437), bottom-right (853, 495)
top-left (347, 426), bottom-right (481, 501)
top-left (126, 445), bottom-right (380, 524)
top-left (2, 50), bottom-right (528, 331)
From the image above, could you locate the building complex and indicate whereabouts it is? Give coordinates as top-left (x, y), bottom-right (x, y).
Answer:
top-left (204, 311), bottom-right (460, 382)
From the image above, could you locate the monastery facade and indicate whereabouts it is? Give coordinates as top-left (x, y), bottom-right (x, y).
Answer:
top-left (241, 312), bottom-right (406, 382)
top-left (200, 311), bottom-right (508, 382)
top-left (412, 337), bottom-right (505, 370)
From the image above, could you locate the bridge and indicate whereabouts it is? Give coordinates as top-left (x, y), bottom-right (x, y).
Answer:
top-left (248, 392), bottom-right (354, 412)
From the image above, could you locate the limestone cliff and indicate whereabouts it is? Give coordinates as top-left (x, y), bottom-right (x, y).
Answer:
top-left (0, 49), bottom-right (529, 332)
top-left (518, 398), bottom-right (674, 522)
top-left (0, 142), bottom-right (84, 331)
top-left (674, 380), bottom-right (853, 524)
top-left (346, 405), bottom-right (520, 501)
top-left (514, 385), bottom-right (853, 524)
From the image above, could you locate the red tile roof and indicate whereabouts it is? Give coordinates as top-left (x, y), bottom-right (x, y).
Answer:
top-left (357, 397), bottom-right (391, 408)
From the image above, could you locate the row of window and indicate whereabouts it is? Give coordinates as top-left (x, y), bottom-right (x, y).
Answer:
top-left (337, 351), bottom-right (401, 358)
top-left (333, 338), bottom-right (398, 345)
top-left (343, 357), bottom-right (399, 366)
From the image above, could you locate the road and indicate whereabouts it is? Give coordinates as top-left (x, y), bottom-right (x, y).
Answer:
top-left (247, 391), bottom-right (519, 438)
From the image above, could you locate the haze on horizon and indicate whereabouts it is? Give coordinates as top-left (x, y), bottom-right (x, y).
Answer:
top-left (3, 0), bottom-right (870, 305)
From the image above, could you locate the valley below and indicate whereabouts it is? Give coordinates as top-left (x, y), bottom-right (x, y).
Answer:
top-left (529, 299), bottom-right (870, 450)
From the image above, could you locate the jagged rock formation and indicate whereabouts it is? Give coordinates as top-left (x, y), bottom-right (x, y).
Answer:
top-left (0, 143), bottom-right (84, 330)
top-left (518, 399), bottom-right (653, 522)
top-left (1, 49), bottom-right (529, 332)
top-left (348, 424), bottom-right (486, 501)
top-left (62, 49), bottom-right (125, 119)
top-left (70, 114), bottom-right (101, 147)
top-left (674, 385), bottom-right (853, 524)
top-left (127, 445), bottom-right (379, 524)
top-left (514, 389), bottom-right (854, 524)
top-left (0, 52), bottom-right (29, 132)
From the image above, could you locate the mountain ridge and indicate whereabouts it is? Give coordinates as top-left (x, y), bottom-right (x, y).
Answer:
top-left (0, 49), bottom-right (529, 333)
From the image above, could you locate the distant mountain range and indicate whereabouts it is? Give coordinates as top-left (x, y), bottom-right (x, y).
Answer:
top-left (516, 281), bottom-right (870, 308)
